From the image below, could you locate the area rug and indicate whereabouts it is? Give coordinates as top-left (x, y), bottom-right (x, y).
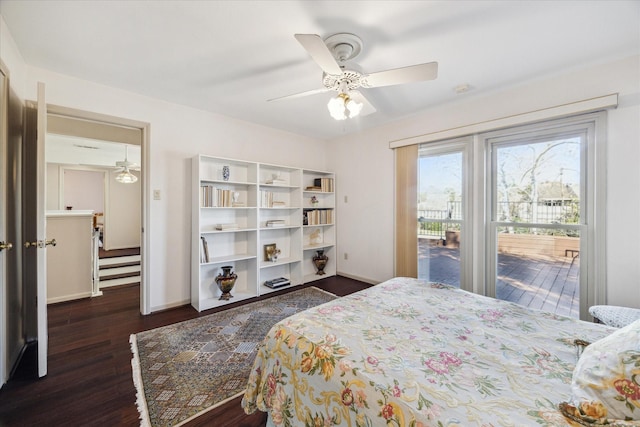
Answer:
top-left (130, 286), bottom-right (337, 427)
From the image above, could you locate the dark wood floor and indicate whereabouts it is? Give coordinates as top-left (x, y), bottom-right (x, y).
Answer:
top-left (0, 276), bottom-right (371, 427)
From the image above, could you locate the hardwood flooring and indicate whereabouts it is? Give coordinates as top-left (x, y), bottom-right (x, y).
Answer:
top-left (0, 276), bottom-right (371, 427)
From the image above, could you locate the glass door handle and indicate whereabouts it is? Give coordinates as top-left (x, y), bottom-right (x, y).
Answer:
top-left (0, 241), bottom-right (13, 252)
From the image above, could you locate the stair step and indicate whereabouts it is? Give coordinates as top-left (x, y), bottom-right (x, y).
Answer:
top-left (99, 255), bottom-right (140, 267)
top-left (99, 275), bottom-right (141, 289)
top-left (99, 260), bottom-right (140, 270)
top-left (99, 264), bottom-right (140, 279)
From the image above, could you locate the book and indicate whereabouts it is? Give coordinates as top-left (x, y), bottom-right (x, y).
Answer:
top-left (200, 184), bottom-right (217, 207)
top-left (264, 277), bottom-right (290, 288)
top-left (266, 178), bottom-right (287, 185)
top-left (266, 219), bottom-right (286, 228)
top-left (200, 236), bottom-right (209, 263)
top-left (215, 223), bottom-right (239, 230)
top-left (313, 177), bottom-right (334, 192)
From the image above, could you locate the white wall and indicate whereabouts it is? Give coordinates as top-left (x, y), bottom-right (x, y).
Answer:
top-left (329, 54), bottom-right (640, 308)
top-left (62, 169), bottom-right (104, 212)
top-left (13, 67), bottom-right (328, 311)
top-left (105, 168), bottom-right (140, 250)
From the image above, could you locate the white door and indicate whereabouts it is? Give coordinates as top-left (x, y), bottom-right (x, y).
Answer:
top-left (23, 83), bottom-right (49, 377)
top-left (35, 82), bottom-right (48, 377)
top-left (0, 60), bottom-right (9, 384)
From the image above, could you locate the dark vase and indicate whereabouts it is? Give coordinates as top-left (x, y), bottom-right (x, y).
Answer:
top-left (312, 250), bottom-right (328, 275)
top-left (215, 265), bottom-right (237, 300)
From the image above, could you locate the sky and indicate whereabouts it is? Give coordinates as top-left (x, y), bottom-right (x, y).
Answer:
top-left (419, 136), bottom-right (581, 211)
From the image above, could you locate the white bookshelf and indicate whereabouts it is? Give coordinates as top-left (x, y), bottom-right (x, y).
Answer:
top-left (302, 169), bottom-right (337, 283)
top-left (192, 156), bottom-right (336, 311)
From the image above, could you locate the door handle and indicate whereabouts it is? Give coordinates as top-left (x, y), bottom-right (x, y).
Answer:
top-left (0, 241), bottom-right (13, 252)
top-left (24, 239), bottom-right (57, 248)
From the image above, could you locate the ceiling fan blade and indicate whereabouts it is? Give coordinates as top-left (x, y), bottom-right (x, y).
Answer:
top-left (361, 61), bottom-right (438, 88)
top-left (268, 87), bottom-right (331, 102)
top-left (349, 90), bottom-right (377, 117)
top-left (294, 34), bottom-right (342, 76)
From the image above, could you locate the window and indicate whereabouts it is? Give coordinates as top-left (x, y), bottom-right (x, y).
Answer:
top-left (416, 113), bottom-right (606, 319)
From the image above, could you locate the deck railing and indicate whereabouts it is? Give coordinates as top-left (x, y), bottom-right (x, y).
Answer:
top-left (418, 200), bottom-right (579, 238)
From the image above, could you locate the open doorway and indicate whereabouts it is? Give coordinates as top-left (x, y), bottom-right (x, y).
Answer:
top-left (47, 138), bottom-right (142, 297)
top-left (44, 106), bottom-right (149, 314)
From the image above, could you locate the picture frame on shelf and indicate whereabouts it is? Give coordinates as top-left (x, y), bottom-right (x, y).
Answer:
top-left (264, 243), bottom-right (278, 262)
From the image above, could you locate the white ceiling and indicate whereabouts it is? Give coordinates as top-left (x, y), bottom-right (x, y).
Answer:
top-left (1, 1), bottom-right (639, 140)
top-left (45, 134), bottom-right (141, 168)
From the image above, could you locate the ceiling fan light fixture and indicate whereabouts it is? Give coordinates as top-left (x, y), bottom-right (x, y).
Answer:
top-left (327, 92), bottom-right (362, 120)
top-left (327, 94), bottom-right (347, 120)
top-left (346, 97), bottom-right (363, 117)
top-left (114, 145), bottom-right (139, 184)
top-left (115, 168), bottom-right (138, 184)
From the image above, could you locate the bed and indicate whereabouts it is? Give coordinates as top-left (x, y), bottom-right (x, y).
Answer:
top-left (242, 277), bottom-right (635, 426)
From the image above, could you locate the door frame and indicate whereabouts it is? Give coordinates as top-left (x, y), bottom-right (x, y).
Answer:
top-left (46, 104), bottom-right (151, 314)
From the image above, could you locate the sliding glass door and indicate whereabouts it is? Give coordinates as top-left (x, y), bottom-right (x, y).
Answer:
top-left (414, 113), bottom-right (604, 319)
top-left (487, 129), bottom-right (585, 318)
top-left (417, 140), bottom-right (470, 289)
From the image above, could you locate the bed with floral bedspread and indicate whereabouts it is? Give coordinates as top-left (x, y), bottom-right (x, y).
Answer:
top-left (242, 277), bottom-right (617, 426)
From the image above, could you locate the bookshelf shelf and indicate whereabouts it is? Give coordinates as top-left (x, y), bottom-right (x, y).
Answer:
top-left (191, 155), bottom-right (336, 311)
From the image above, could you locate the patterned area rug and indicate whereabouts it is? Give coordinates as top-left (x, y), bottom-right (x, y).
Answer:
top-left (130, 287), bottom-right (337, 427)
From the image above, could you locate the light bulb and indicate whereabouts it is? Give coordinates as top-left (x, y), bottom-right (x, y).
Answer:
top-left (346, 98), bottom-right (363, 118)
top-left (327, 95), bottom-right (347, 120)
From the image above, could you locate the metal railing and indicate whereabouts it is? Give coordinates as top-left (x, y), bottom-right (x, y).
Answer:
top-left (418, 200), bottom-right (580, 238)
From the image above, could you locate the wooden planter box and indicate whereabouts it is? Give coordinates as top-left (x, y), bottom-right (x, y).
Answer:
top-left (498, 233), bottom-right (579, 257)
top-left (443, 231), bottom-right (579, 257)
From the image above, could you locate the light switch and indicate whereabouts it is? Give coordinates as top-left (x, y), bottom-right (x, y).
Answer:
top-left (153, 190), bottom-right (161, 200)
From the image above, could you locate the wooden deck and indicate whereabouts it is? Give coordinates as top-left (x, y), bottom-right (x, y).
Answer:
top-left (418, 239), bottom-right (580, 318)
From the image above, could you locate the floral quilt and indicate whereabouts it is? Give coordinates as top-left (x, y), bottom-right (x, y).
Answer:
top-left (242, 277), bottom-right (615, 426)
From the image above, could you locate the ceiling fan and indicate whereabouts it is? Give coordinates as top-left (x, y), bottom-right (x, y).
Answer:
top-left (113, 145), bottom-right (139, 184)
top-left (270, 33), bottom-right (438, 120)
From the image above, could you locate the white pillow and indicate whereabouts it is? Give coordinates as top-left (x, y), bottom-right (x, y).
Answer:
top-left (560, 318), bottom-right (640, 424)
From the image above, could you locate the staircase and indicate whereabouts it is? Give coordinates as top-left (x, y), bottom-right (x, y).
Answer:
top-left (98, 248), bottom-right (141, 289)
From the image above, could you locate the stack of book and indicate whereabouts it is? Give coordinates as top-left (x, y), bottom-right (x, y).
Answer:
top-left (215, 223), bottom-right (239, 231)
top-left (264, 277), bottom-right (290, 288)
top-left (260, 190), bottom-right (273, 207)
top-left (217, 189), bottom-right (233, 207)
top-left (200, 186), bottom-right (243, 208)
top-left (314, 178), bottom-right (334, 192)
top-left (266, 178), bottom-right (287, 185)
top-left (304, 209), bottom-right (333, 225)
top-left (200, 184), bottom-right (216, 207)
top-left (266, 219), bottom-right (286, 228)
top-left (260, 191), bottom-right (287, 208)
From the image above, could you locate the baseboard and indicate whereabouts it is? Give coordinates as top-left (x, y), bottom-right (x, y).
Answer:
top-left (336, 271), bottom-right (378, 285)
top-left (47, 291), bottom-right (93, 304)
top-left (149, 298), bottom-right (191, 313)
